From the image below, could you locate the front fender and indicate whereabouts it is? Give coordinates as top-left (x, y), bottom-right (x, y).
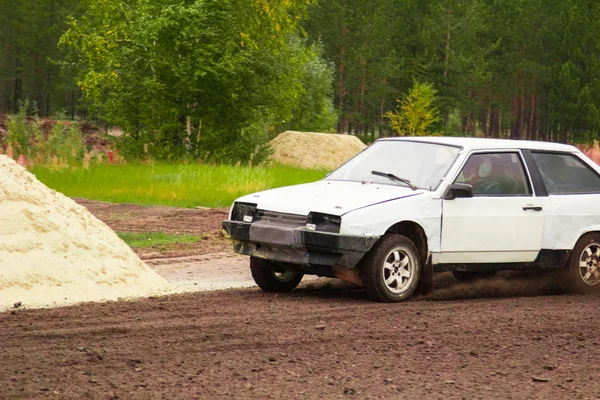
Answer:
top-left (340, 196), bottom-right (442, 253)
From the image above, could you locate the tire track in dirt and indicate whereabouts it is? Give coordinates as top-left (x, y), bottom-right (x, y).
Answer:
top-left (1, 288), bottom-right (600, 399)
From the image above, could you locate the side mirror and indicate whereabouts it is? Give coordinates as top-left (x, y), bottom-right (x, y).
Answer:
top-left (444, 183), bottom-right (473, 200)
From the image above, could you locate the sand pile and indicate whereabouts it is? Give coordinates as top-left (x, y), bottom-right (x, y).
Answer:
top-left (0, 156), bottom-right (170, 310)
top-left (269, 131), bottom-right (366, 170)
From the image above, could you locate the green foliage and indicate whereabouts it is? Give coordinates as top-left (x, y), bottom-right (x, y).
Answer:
top-left (44, 121), bottom-right (86, 165)
top-left (282, 40), bottom-right (338, 132)
top-left (5, 102), bottom-right (86, 164)
top-left (305, 0), bottom-right (600, 143)
top-left (5, 102), bottom-right (36, 157)
top-left (386, 82), bottom-right (441, 136)
top-left (6, 0), bottom-right (600, 148)
top-left (31, 163), bottom-right (329, 208)
top-left (116, 232), bottom-right (204, 249)
top-left (59, 0), bottom-right (334, 163)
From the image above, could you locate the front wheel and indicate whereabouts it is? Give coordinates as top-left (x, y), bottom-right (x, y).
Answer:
top-left (360, 234), bottom-right (421, 302)
top-left (250, 257), bottom-right (303, 292)
top-left (566, 233), bottom-right (600, 294)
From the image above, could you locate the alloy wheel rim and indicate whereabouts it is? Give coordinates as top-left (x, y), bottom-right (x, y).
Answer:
top-left (272, 270), bottom-right (296, 282)
top-left (579, 243), bottom-right (600, 286)
top-left (382, 247), bottom-right (415, 294)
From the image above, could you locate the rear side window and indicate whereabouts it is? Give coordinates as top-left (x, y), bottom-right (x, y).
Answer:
top-left (532, 152), bottom-right (600, 194)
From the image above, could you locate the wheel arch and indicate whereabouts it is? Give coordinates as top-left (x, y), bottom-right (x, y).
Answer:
top-left (569, 228), bottom-right (600, 250)
top-left (385, 220), bottom-right (428, 263)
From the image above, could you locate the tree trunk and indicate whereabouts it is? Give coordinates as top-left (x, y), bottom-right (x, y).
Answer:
top-left (528, 77), bottom-right (536, 141)
top-left (443, 8), bottom-right (451, 124)
top-left (13, 57), bottom-right (22, 112)
top-left (443, 9), bottom-right (451, 83)
top-left (45, 68), bottom-right (51, 117)
top-left (518, 70), bottom-right (525, 139)
top-left (337, 25), bottom-right (346, 134)
top-left (481, 105), bottom-right (489, 137)
top-left (495, 107), bottom-right (501, 138)
top-left (510, 94), bottom-right (519, 139)
top-left (379, 75), bottom-right (387, 136)
top-left (489, 106), bottom-right (495, 138)
top-left (356, 57), bottom-right (366, 136)
top-left (70, 91), bottom-right (76, 120)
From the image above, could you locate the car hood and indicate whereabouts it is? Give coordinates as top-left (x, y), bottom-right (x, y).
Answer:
top-left (234, 180), bottom-right (424, 216)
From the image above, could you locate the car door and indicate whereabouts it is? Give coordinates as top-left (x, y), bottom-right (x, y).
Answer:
top-left (439, 151), bottom-right (544, 264)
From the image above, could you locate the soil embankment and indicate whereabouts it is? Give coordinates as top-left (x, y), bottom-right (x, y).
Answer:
top-left (269, 131), bottom-right (366, 170)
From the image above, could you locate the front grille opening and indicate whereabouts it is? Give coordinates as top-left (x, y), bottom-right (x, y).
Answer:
top-left (255, 210), bottom-right (307, 228)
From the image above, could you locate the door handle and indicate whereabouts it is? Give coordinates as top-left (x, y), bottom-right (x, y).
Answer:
top-left (523, 206), bottom-right (542, 211)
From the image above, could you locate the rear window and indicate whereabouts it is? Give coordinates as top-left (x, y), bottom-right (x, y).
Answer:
top-left (532, 152), bottom-right (600, 194)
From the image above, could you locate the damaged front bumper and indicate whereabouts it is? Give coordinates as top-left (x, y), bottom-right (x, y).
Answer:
top-left (222, 221), bottom-right (378, 269)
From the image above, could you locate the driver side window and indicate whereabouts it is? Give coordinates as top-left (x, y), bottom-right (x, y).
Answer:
top-left (455, 152), bottom-right (531, 196)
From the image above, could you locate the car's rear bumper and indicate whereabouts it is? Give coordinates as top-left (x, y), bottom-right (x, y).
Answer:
top-left (222, 220), bottom-right (378, 268)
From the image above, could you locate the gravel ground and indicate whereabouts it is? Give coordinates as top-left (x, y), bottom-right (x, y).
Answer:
top-left (1, 288), bottom-right (600, 399)
top-left (2, 200), bottom-right (598, 399)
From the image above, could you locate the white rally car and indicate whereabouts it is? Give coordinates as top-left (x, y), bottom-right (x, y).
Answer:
top-left (222, 137), bottom-right (600, 302)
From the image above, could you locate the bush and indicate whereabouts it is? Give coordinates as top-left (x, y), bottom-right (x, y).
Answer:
top-left (386, 81), bottom-right (441, 136)
top-left (4, 101), bottom-right (86, 166)
top-left (5, 102), bottom-right (37, 158)
top-left (46, 121), bottom-right (86, 165)
top-left (111, 120), bottom-right (274, 165)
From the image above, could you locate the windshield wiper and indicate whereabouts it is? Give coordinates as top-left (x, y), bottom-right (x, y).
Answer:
top-left (371, 170), bottom-right (417, 190)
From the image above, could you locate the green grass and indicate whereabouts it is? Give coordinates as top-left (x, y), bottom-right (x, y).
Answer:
top-left (116, 232), bottom-right (204, 248)
top-left (31, 163), bottom-right (328, 208)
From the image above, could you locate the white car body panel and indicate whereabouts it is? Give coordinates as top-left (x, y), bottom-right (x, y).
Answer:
top-left (439, 197), bottom-right (544, 263)
top-left (340, 193), bottom-right (442, 253)
top-left (540, 194), bottom-right (600, 250)
top-left (536, 151), bottom-right (600, 251)
top-left (232, 180), bottom-right (420, 217)
top-left (438, 251), bottom-right (541, 264)
top-left (404, 136), bottom-right (577, 153)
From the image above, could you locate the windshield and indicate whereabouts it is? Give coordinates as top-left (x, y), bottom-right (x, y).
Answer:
top-left (325, 140), bottom-right (461, 190)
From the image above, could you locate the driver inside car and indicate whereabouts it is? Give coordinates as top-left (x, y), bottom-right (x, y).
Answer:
top-left (459, 156), bottom-right (504, 195)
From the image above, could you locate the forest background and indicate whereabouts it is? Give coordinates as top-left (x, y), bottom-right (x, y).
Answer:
top-left (1, 0), bottom-right (600, 164)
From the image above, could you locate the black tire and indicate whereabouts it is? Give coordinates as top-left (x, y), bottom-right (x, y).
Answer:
top-left (452, 270), bottom-right (497, 282)
top-left (250, 257), bottom-right (303, 293)
top-left (566, 233), bottom-right (600, 294)
top-left (360, 234), bottom-right (421, 302)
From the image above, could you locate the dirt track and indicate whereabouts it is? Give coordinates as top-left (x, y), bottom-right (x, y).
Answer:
top-left (1, 288), bottom-right (600, 399)
top-left (75, 198), bottom-right (230, 259)
top-left (1, 200), bottom-right (600, 399)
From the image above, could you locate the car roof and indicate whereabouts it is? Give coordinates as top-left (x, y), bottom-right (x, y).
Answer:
top-left (377, 136), bottom-right (578, 153)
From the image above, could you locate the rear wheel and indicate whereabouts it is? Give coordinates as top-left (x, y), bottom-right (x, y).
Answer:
top-left (360, 234), bottom-right (421, 302)
top-left (250, 257), bottom-right (303, 293)
top-left (452, 270), bottom-right (497, 282)
top-left (567, 233), bottom-right (600, 294)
